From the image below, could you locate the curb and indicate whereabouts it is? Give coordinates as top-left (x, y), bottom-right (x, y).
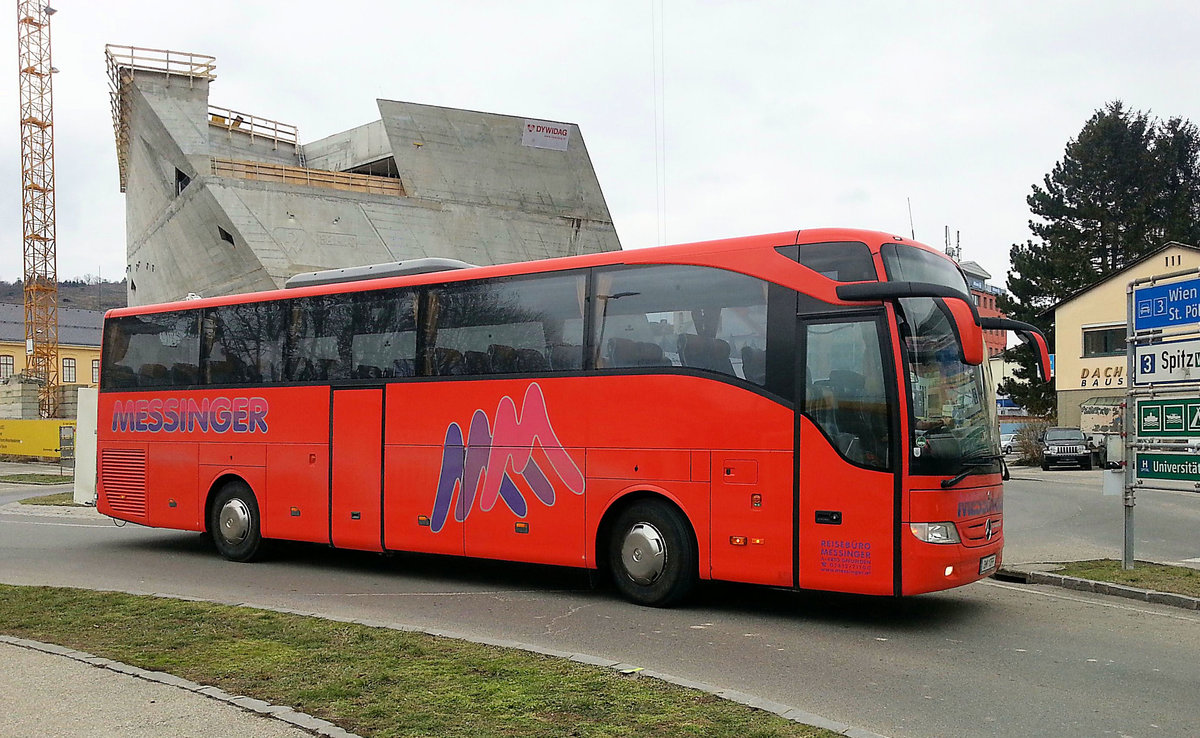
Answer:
top-left (994, 568), bottom-right (1200, 610)
top-left (1, 592), bottom-right (890, 738)
top-left (0, 635), bottom-right (363, 738)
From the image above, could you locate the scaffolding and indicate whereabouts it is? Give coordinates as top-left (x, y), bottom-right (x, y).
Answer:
top-left (210, 157), bottom-right (405, 197)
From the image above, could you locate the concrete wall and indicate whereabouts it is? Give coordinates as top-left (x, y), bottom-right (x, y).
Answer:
top-left (304, 120), bottom-right (390, 172)
top-left (120, 63), bottom-right (621, 306)
top-left (0, 381), bottom-right (40, 420)
top-left (380, 100), bottom-right (611, 222)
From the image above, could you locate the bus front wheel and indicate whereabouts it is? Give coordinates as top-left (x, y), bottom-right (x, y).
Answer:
top-left (607, 499), bottom-right (697, 607)
top-left (209, 481), bottom-right (263, 562)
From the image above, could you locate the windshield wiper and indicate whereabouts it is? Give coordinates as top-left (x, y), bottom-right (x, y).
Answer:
top-left (940, 454), bottom-right (1003, 489)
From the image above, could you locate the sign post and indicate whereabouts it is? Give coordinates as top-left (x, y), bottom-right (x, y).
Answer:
top-left (1126, 269), bottom-right (1200, 568)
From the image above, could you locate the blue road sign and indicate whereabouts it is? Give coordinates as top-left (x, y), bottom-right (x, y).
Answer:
top-left (1134, 277), bottom-right (1200, 331)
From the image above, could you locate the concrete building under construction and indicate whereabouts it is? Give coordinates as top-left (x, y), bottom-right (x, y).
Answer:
top-left (105, 46), bottom-right (621, 306)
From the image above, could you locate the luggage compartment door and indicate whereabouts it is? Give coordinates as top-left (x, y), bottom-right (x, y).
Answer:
top-left (330, 387), bottom-right (384, 551)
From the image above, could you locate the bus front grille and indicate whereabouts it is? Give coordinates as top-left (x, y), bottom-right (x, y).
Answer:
top-left (101, 448), bottom-right (147, 519)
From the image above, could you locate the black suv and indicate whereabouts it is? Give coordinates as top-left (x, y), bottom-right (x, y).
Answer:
top-left (1041, 427), bottom-right (1092, 470)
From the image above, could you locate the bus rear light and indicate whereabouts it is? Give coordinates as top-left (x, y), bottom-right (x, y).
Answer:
top-left (750, 537), bottom-right (765, 545)
top-left (909, 522), bottom-right (961, 544)
top-left (730, 536), bottom-right (748, 546)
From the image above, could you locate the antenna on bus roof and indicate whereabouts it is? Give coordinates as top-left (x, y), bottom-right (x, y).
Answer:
top-left (284, 257), bottom-right (477, 289)
top-left (907, 197), bottom-right (916, 239)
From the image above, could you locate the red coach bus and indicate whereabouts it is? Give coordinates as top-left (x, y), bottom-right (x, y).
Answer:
top-left (96, 228), bottom-right (1049, 607)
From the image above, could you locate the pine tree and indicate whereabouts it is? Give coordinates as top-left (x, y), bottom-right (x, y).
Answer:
top-left (1000, 101), bottom-right (1200, 415)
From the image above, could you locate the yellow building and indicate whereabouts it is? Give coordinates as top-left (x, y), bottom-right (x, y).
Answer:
top-left (1052, 241), bottom-right (1200, 427)
top-left (0, 304), bottom-right (102, 388)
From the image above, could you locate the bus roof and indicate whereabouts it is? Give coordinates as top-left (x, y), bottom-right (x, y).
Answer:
top-left (106, 227), bottom-right (940, 319)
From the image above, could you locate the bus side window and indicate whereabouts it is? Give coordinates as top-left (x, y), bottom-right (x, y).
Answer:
top-left (593, 265), bottom-right (767, 384)
top-left (430, 272), bottom-right (584, 377)
top-left (101, 312), bottom-right (200, 390)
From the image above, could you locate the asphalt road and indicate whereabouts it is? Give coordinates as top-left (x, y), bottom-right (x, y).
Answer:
top-left (1, 470), bottom-right (1198, 738)
top-left (1003, 464), bottom-right (1200, 566)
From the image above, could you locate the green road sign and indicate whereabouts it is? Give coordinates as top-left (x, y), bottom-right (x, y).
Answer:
top-left (1135, 453), bottom-right (1200, 482)
top-left (1137, 398), bottom-right (1200, 437)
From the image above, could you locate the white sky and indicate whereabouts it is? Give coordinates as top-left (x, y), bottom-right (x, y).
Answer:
top-left (1, 1), bottom-right (1197, 289)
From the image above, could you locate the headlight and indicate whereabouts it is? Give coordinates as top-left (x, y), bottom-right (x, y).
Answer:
top-left (909, 522), bottom-right (961, 544)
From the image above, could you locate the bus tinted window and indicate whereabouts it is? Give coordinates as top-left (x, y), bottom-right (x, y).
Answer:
top-left (777, 242), bottom-right (877, 282)
top-left (881, 243), bottom-right (970, 292)
top-left (203, 302), bottom-right (289, 385)
top-left (287, 290), bottom-right (417, 381)
top-left (428, 273), bottom-right (585, 376)
top-left (804, 319), bottom-right (891, 469)
top-left (593, 265), bottom-right (768, 385)
top-left (101, 311), bottom-right (201, 389)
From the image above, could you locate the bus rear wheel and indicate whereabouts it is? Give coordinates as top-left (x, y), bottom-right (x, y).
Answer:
top-left (209, 481), bottom-right (263, 562)
top-left (607, 499), bottom-right (697, 607)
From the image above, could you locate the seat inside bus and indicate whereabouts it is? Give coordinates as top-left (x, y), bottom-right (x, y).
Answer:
top-left (677, 334), bottom-right (734, 374)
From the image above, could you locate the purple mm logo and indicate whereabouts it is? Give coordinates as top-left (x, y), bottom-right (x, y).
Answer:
top-left (430, 383), bottom-right (584, 532)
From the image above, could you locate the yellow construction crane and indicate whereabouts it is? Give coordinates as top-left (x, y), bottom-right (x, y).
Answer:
top-left (17, 0), bottom-right (60, 418)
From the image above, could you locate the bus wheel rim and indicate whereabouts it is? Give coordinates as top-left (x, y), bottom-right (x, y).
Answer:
top-left (621, 522), bottom-right (666, 585)
top-left (218, 499), bottom-right (251, 545)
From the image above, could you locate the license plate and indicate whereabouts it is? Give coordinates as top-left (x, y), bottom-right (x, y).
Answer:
top-left (979, 554), bottom-right (997, 574)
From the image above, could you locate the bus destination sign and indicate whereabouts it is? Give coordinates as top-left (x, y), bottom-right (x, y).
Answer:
top-left (1134, 277), bottom-right (1200, 331)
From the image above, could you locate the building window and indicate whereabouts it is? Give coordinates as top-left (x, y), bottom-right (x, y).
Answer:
top-left (62, 357), bottom-right (76, 383)
top-left (0, 355), bottom-right (12, 379)
top-left (92, 359), bottom-right (100, 384)
top-left (1083, 326), bottom-right (1126, 357)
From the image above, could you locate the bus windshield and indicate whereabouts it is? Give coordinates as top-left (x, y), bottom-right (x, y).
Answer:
top-left (899, 296), bottom-right (998, 475)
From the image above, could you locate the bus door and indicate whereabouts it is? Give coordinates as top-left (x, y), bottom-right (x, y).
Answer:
top-left (330, 387), bottom-right (384, 552)
top-left (796, 314), bottom-right (897, 595)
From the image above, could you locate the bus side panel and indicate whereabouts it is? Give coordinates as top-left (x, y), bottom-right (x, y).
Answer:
top-left (797, 417), bottom-right (895, 595)
top-left (383, 444), bottom-right (466, 556)
top-left (580, 377), bottom-right (791, 578)
top-left (147, 443), bottom-right (200, 531)
top-left (709, 451), bottom-right (793, 586)
top-left (465, 445), bottom-right (588, 566)
top-left (263, 444), bottom-right (329, 543)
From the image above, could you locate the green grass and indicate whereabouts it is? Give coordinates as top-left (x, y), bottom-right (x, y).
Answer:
top-left (17, 491), bottom-right (78, 506)
top-left (0, 585), bottom-right (833, 738)
top-left (1053, 559), bottom-right (1200, 599)
top-left (0, 473), bottom-right (73, 485)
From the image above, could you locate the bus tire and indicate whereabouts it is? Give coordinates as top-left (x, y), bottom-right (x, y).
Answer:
top-left (607, 499), bottom-right (697, 607)
top-left (209, 481), bottom-right (263, 562)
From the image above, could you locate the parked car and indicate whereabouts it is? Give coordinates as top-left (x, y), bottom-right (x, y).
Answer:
top-left (1040, 427), bottom-right (1093, 470)
top-left (1000, 433), bottom-right (1016, 454)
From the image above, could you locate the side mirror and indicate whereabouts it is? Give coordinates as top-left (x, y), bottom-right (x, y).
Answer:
top-left (835, 281), bottom-right (985, 366)
top-left (978, 317), bottom-right (1052, 382)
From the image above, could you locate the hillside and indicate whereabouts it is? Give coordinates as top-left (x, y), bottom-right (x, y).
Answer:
top-left (0, 279), bottom-right (127, 313)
